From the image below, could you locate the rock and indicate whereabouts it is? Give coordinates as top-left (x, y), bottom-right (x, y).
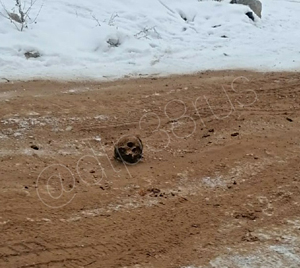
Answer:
top-left (107, 38), bottom-right (120, 47)
top-left (13, 132), bottom-right (22, 138)
top-left (230, 0), bottom-right (262, 18)
top-left (148, 188), bottom-right (161, 194)
top-left (114, 135), bottom-right (143, 164)
top-left (24, 51), bottom-right (41, 59)
top-left (30, 145), bottom-right (39, 150)
top-left (245, 11), bottom-right (255, 21)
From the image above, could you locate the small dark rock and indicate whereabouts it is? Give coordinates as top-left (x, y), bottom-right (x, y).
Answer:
top-left (148, 188), bottom-right (161, 194)
top-left (231, 132), bottom-right (239, 137)
top-left (30, 145), bottom-right (39, 150)
top-left (234, 212), bottom-right (257, 220)
top-left (178, 196), bottom-right (188, 203)
top-left (24, 51), bottom-right (41, 59)
top-left (286, 117), bottom-right (293, 122)
top-left (107, 38), bottom-right (120, 47)
top-left (245, 11), bottom-right (255, 21)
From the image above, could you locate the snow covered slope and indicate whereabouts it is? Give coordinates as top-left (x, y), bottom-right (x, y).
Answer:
top-left (0, 0), bottom-right (299, 81)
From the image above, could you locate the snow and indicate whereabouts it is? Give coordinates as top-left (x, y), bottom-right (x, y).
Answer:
top-left (183, 217), bottom-right (300, 268)
top-left (0, 0), bottom-right (300, 81)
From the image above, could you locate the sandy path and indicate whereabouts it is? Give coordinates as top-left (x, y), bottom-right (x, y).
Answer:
top-left (1, 71), bottom-right (300, 268)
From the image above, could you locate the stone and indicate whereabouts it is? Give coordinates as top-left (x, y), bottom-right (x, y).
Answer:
top-left (230, 0), bottom-right (262, 18)
top-left (24, 51), bottom-right (41, 59)
top-left (245, 11), bottom-right (255, 21)
top-left (107, 38), bottom-right (120, 47)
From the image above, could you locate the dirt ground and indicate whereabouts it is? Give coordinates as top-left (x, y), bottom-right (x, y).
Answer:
top-left (1, 71), bottom-right (300, 268)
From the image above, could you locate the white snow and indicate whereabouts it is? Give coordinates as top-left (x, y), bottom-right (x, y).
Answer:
top-left (183, 217), bottom-right (300, 268)
top-left (0, 0), bottom-right (300, 81)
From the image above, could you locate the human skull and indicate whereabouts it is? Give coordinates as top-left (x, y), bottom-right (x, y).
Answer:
top-left (114, 135), bottom-right (143, 164)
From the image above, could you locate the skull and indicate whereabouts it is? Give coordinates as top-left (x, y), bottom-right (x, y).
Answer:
top-left (114, 135), bottom-right (143, 164)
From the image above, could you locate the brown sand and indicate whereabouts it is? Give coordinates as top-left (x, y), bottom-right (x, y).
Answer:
top-left (1, 71), bottom-right (300, 268)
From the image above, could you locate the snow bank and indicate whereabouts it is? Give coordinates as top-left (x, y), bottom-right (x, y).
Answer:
top-left (0, 0), bottom-right (299, 81)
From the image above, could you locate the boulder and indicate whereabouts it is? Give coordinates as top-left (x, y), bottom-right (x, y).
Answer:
top-left (230, 0), bottom-right (262, 18)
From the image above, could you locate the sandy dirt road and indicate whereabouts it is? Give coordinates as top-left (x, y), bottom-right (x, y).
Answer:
top-left (1, 71), bottom-right (300, 268)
